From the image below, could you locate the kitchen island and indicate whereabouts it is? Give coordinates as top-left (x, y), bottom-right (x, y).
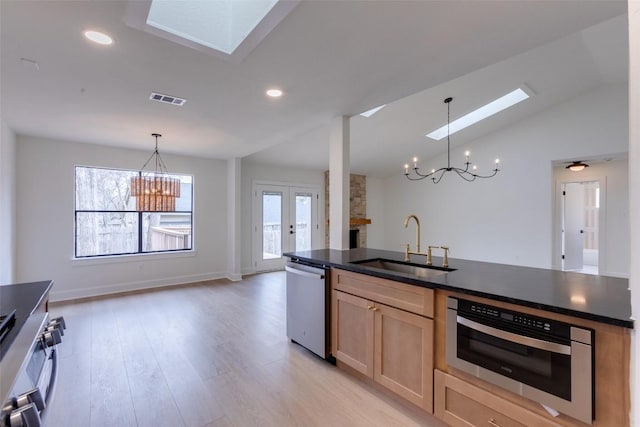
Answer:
top-left (285, 248), bottom-right (632, 427)
top-left (285, 248), bottom-right (632, 328)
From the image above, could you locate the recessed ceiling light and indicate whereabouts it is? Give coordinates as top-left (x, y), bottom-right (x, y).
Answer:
top-left (266, 88), bottom-right (283, 98)
top-left (426, 87), bottom-right (531, 140)
top-left (84, 30), bottom-right (113, 45)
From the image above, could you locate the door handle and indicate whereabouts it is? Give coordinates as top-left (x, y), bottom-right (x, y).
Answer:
top-left (580, 229), bottom-right (584, 234)
top-left (457, 316), bottom-right (571, 355)
top-left (285, 265), bottom-right (324, 280)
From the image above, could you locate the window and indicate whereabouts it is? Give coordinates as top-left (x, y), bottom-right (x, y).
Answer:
top-left (75, 166), bottom-right (193, 258)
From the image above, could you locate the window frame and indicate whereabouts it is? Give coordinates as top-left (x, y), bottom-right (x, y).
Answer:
top-left (74, 165), bottom-right (194, 259)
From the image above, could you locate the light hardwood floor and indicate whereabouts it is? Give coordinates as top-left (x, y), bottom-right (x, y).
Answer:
top-left (46, 272), bottom-right (447, 427)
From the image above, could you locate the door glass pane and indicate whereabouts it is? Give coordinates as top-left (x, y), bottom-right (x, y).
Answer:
top-left (295, 193), bottom-right (312, 251)
top-left (262, 192), bottom-right (282, 260)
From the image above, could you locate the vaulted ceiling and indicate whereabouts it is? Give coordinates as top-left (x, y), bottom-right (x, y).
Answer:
top-left (1, 1), bottom-right (628, 178)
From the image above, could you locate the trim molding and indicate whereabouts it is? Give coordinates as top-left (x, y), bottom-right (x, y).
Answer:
top-left (49, 271), bottom-right (236, 302)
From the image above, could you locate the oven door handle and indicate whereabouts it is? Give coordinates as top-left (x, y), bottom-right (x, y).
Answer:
top-left (38, 347), bottom-right (59, 422)
top-left (457, 315), bottom-right (571, 355)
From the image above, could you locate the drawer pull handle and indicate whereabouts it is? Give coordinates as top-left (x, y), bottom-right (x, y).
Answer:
top-left (367, 306), bottom-right (379, 311)
top-left (488, 418), bottom-right (501, 427)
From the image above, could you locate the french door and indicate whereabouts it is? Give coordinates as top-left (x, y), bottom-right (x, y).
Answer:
top-left (253, 183), bottom-right (320, 271)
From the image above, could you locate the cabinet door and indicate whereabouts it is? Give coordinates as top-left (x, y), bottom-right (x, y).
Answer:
top-left (332, 290), bottom-right (374, 377)
top-left (374, 303), bottom-right (434, 413)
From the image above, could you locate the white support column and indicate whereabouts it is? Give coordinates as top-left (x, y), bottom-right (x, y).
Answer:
top-left (226, 158), bottom-right (242, 281)
top-left (628, 2), bottom-right (639, 425)
top-left (329, 116), bottom-right (350, 250)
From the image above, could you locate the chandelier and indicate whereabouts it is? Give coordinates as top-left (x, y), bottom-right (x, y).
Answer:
top-left (130, 133), bottom-right (181, 212)
top-left (404, 97), bottom-right (500, 184)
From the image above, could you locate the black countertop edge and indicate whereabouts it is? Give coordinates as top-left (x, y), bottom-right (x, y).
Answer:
top-left (285, 249), bottom-right (633, 329)
top-left (0, 280), bottom-right (54, 362)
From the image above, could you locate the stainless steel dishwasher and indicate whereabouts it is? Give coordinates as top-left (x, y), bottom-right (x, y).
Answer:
top-left (285, 260), bottom-right (329, 359)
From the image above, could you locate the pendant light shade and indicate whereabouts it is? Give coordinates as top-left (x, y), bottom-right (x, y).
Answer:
top-left (130, 133), bottom-right (181, 212)
top-left (566, 161), bottom-right (589, 172)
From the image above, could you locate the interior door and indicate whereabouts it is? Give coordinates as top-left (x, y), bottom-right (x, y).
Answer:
top-left (562, 182), bottom-right (585, 271)
top-left (254, 184), bottom-right (319, 271)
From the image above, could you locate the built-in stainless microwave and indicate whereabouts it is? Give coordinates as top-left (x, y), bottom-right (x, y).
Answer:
top-left (446, 296), bottom-right (594, 425)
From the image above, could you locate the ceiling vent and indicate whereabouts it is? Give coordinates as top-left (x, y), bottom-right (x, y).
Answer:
top-left (149, 92), bottom-right (186, 106)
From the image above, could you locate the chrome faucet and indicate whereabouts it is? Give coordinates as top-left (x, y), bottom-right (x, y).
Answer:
top-left (403, 214), bottom-right (421, 253)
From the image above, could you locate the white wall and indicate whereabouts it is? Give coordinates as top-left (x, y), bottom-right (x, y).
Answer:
top-left (628, 2), bottom-right (639, 425)
top-left (240, 161), bottom-right (325, 274)
top-left (552, 159), bottom-right (629, 277)
top-left (0, 120), bottom-right (16, 283)
top-left (15, 135), bottom-right (229, 301)
top-left (381, 84), bottom-right (628, 271)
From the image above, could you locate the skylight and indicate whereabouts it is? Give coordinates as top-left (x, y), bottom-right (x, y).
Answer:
top-left (146, 0), bottom-right (279, 55)
top-left (359, 104), bottom-right (386, 118)
top-left (426, 88), bottom-right (530, 140)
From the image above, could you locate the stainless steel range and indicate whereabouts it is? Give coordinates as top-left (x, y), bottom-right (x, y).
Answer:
top-left (0, 281), bottom-right (65, 427)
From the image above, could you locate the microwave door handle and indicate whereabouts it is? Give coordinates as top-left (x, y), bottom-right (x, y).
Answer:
top-left (457, 315), bottom-right (571, 355)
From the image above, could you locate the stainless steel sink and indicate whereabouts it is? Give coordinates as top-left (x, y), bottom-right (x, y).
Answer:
top-left (352, 258), bottom-right (455, 279)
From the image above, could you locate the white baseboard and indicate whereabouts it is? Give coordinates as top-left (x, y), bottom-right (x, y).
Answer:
top-left (227, 272), bottom-right (243, 281)
top-left (49, 271), bottom-right (237, 302)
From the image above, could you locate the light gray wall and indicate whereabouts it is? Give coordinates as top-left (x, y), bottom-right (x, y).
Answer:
top-left (0, 120), bottom-right (16, 283)
top-left (376, 84), bottom-right (628, 272)
top-left (15, 135), bottom-right (229, 301)
top-left (240, 161), bottom-right (325, 274)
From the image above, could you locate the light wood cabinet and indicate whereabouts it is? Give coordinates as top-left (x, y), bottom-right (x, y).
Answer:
top-left (374, 302), bottom-right (433, 411)
top-left (435, 370), bottom-right (561, 427)
top-left (331, 269), bottom-right (434, 413)
top-left (332, 289), bottom-right (374, 377)
top-left (434, 290), bottom-right (631, 427)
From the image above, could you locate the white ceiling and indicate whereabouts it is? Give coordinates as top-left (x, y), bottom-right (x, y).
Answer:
top-left (0, 1), bottom-right (628, 178)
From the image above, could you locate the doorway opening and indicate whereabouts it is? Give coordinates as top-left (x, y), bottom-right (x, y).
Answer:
top-left (561, 181), bottom-right (600, 274)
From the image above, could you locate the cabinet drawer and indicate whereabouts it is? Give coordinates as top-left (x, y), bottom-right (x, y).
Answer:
top-left (434, 370), bottom-right (561, 427)
top-left (332, 269), bottom-right (433, 317)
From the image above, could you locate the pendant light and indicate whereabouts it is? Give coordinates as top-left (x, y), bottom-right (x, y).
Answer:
top-left (130, 133), bottom-right (181, 212)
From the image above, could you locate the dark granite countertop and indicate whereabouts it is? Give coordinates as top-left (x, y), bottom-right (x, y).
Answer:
top-left (284, 248), bottom-right (632, 329)
top-left (0, 281), bottom-right (53, 362)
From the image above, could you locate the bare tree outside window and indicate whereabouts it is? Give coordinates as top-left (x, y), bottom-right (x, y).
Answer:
top-left (75, 166), bottom-right (193, 257)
